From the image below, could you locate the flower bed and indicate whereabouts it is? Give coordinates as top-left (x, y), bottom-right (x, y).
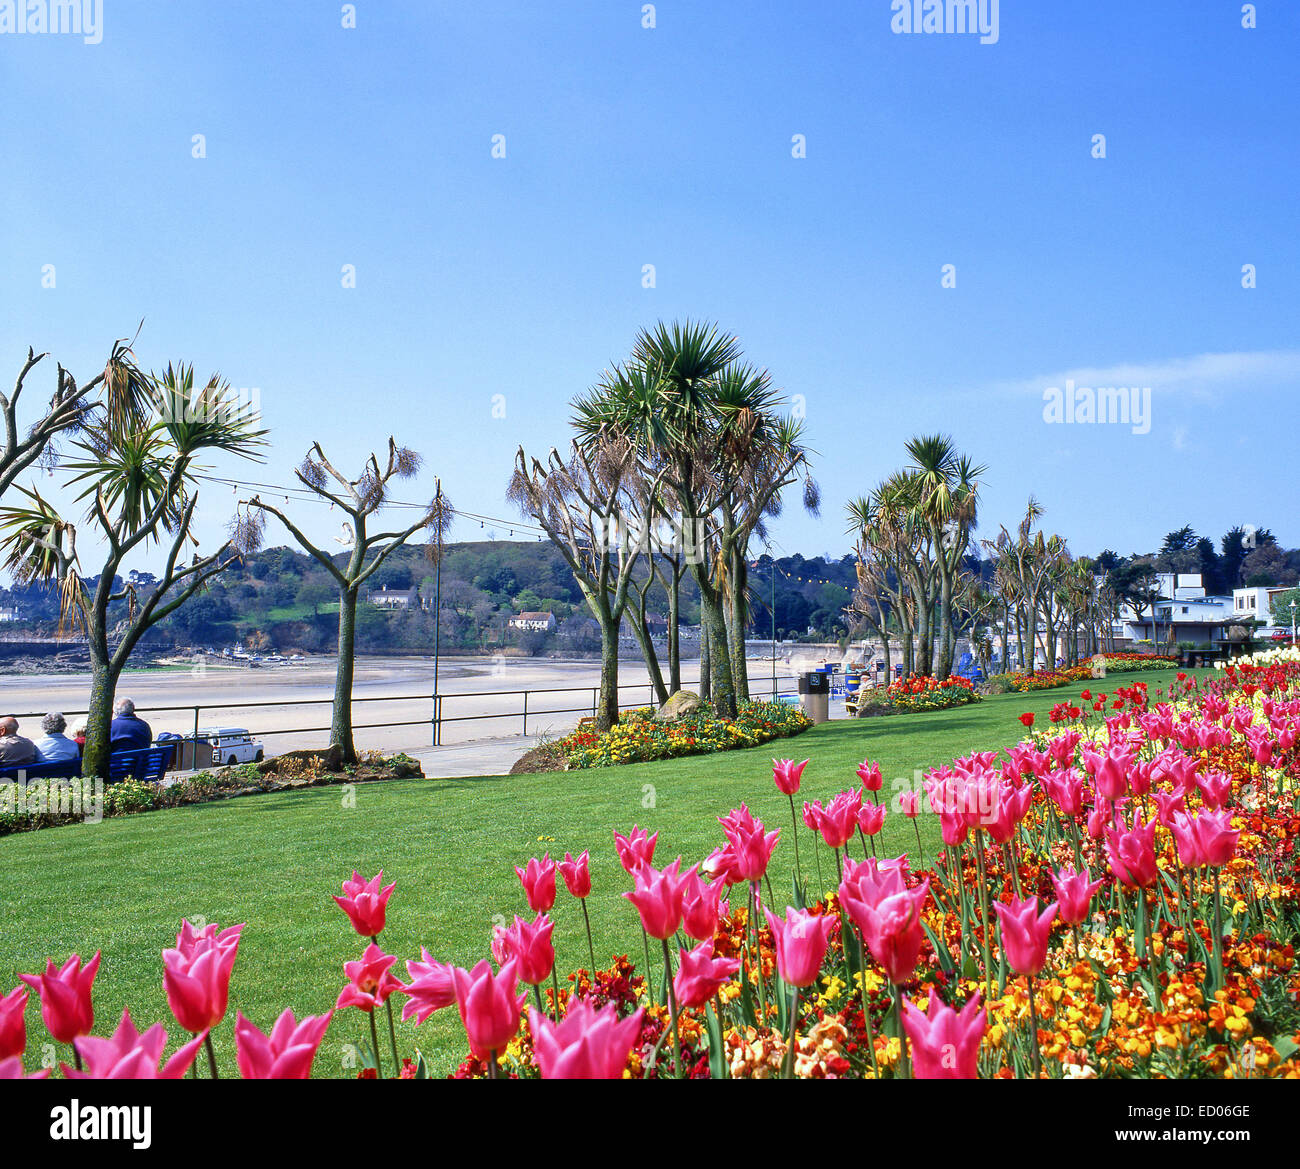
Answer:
top-left (0, 752), bottom-right (424, 838)
top-left (552, 700), bottom-right (811, 769)
top-left (9, 657), bottom-right (1298, 1081)
top-left (999, 654), bottom-right (1178, 693)
top-left (882, 674), bottom-right (979, 713)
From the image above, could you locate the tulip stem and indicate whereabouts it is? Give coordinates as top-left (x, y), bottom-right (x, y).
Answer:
top-left (73, 1047), bottom-right (83, 1073)
top-left (641, 927), bottom-right (654, 1004)
top-left (973, 835), bottom-right (994, 1005)
top-left (550, 967), bottom-right (563, 1023)
top-left (1026, 978), bottom-right (1042, 1078)
top-left (892, 983), bottom-right (910, 1079)
top-left (533, 984), bottom-right (545, 1015)
top-left (661, 937), bottom-right (682, 1076)
top-left (368, 1010), bottom-right (384, 1079)
top-left (749, 882), bottom-right (768, 1026)
top-left (782, 986), bottom-right (800, 1079)
top-left (384, 996), bottom-right (401, 1074)
top-left (1212, 866), bottom-right (1225, 990)
top-left (911, 817), bottom-right (925, 870)
top-left (204, 1033), bottom-right (219, 1080)
top-left (580, 899), bottom-right (597, 975)
top-left (787, 793), bottom-right (804, 888)
top-left (486, 1049), bottom-right (499, 1080)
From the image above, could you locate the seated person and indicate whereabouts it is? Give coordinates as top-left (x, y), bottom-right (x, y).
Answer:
top-left (34, 712), bottom-right (81, 763)
top-left (0, 717), bottom-right (37, 766)
top-left (109, 698), bottom-right (153, 752)
top-left (71, 719), bottom-right (87, 749)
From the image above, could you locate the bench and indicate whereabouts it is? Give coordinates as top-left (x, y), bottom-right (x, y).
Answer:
top-left (0, 758), bottom-right (81, 782)
top-left (107, 746), bottom-right (173, 784)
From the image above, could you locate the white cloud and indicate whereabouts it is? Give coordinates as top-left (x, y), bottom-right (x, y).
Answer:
top-left (997, 349), bottom-right (1300, 401)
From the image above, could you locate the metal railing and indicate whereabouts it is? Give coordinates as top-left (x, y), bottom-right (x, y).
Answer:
top-left (6, 674), bottom-right (793, 757)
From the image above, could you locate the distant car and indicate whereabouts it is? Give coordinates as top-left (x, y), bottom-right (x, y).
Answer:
top-left (200, 728), bottom-right (265, 767)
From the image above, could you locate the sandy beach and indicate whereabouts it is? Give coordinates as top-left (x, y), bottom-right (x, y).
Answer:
top-left (0, 652), bottom-right (811, 759)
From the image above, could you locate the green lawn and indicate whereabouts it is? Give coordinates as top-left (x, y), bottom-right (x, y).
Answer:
top-left (0, 666), bottom-right (1207, 1077)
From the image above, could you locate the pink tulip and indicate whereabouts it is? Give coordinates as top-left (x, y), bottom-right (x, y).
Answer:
top-left (806, 789), bottom-right (861, 849)
top-left (613, 826), bottom-right (658, 875)
top-left (1049, 866), bottom-right (1103, 926)
top-left (1195, 771), bottom-right (1233, 811)
top-left (492, 913), bottom-right (555, 987)
top-left (1040, 768), bottom-right (1085, 817)
top-left (234, 1008), bottom-right (333, 1079)
top-left (763, 905), bottom-right (833, 988)
top-left (398, 948), bottom-right (458, 1023)
top-left (1094, 745), bottom-right (1133, 802)
top-left (162, 920), bottom-right (244, 1034)
top-left (772, 758), bottom-right (809, 796)
top-left (843, 881), bottom-right (931, 985)
top-left (515, 854), bottom-right (557, 913)
top-left (1153, 788), bottom-right (1186, 827)
top-left (19, 951), bottom-right (99, 1046)
top-left (335, 942), bottom-right (403, 1013)
top-left (530, 1000), bottom-right (644, 1079)
top-left (673, 938), bottom-right (741, 1009)
top-left (64, 1010), bottom-right (205, 1079)
top-left (857, 800), bottom-right (886, 836)
top-left (857, 759), bottom-right (883, 793)
top-left (333, 870), bottom-right (395, 938)
top-left (0, 1057), bottom-right (48, 1079)
top-left (1172, 809), bottom-right (1240, 869)
top-left (901, 989), bottom-right (986, 1079)
top-left (993, 896), bottom-right (1058, 976)
top-left (452, 959), bottom-right (525, 1059)
top-left (0, 986), bottom-right (26, 1062)
top-left (558, 851), bottom-right (591, 898)
top-left (897, 790), bottom-right (920, 818)
top-left (1105, 810), bottom-right (1158, 889)
top-left (701, 845), bottom-right (741, 887)
top-left (721, 811), bottom-right (780, 883)
top-left (680, 870), bottom-right (728, 942)
top-left (623, 859), bottom-right (693, 940)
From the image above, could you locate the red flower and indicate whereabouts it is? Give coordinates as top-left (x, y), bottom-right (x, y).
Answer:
top-left (1018, 712), bottom-right (1035, 728)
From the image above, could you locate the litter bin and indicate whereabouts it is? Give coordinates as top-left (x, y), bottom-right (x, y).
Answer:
top-left (798, 670), bottom-right (830, 724)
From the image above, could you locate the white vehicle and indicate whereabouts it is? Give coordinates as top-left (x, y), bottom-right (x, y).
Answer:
top-left (201, 728), bottom-right (265, 766)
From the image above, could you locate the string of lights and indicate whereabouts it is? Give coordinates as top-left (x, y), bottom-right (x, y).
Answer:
top-left (195, 473), bottom-right (551, 540)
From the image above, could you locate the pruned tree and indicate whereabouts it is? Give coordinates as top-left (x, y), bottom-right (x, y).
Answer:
top-left (243, 439), bottom-right (451, 765)
top-left (0, 361), bottom-right (266, 777)
top-left (509, 436), bottom-right (662, 730)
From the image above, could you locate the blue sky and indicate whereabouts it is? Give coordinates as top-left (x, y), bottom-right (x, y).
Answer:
top-left (3, 0), bottom-right (1297, 574)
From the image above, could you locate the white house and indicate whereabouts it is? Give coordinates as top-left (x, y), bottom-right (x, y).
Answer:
top-left (1232, 584), bottom-right (1299, 634)
top-left (369, 585), bottom-right (420, 610)
top-left (508, 611), bottom-right (557, 634)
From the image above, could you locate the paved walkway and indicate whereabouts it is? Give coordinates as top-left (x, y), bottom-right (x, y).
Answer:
top-left (408, 735), bottom-right (541, 779)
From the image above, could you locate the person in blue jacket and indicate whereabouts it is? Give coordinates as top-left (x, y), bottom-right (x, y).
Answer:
top-left (34, 712), bottom-right (81, 763)
top-left (109, 697), bottom-right (153, 752)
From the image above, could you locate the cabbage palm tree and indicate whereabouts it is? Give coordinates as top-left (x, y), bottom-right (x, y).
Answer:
top-left (0, 360), bottom-right (266, 777)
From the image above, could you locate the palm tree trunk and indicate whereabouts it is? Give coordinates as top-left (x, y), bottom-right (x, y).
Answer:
top-left (597, 616), bottom-right (620, 730)
top-left (698, 586), bottom-right (736, 717)
top-left (332, 585), bottom-right (359, 765)
top-left (667, 571), bottom-right (682, 692)
top-left (81, 660), bottom-right (120, 780)
top-left (699, 619), bottom-right (711, 702)
top-left (728, 580), bottom-right (750, 704)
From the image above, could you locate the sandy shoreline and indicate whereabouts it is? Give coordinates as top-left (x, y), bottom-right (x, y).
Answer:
top-left (0, 653), bottom-right (804, 757)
